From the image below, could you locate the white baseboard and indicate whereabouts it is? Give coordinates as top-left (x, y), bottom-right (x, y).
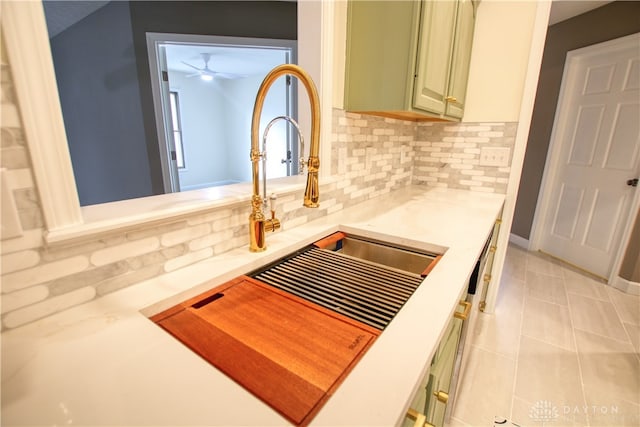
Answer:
top-left (610, 276), bottom-right (640, 296)
top-left (509, 233), bottom-right (530, 250)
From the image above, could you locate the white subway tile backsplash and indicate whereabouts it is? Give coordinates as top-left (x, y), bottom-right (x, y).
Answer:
top-left (164, 248), bottom-right (214, 273)
top-left (461, 169), bottom-right (485, 176)
top-left (212, 212), bottom-right (246, 231)
top-left (465, 125), bottom-right (492, 132)
top-left (161, 224), bottom-right (211, 247)
top-left (478, 131), bottom-right (504, 137)
top-left (188, 230), bottom-right (233, 252)
top-left (2, 255), bottom-right (89, 293)
top-left (414, 121), bottom-right (516, 193)
top-left (213, 237), bottom-right (246, 255)
top-left (91, 237), bottom-right (160, 267)
top-left (465, 137), bottom-right (491, 143)
top-left (1, 285), bottom-right (48, 312)
top-left (96, 264), bottom-right (163, 297)
top-left (1, 249), bottom-right (39, 274)
top-left (3, 286), bottom-right (96, 328)
top-left (0, 230), bottom-right (43, 255)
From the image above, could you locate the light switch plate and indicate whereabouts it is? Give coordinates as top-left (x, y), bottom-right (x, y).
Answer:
top-left (479, 147), bottom-right (510, 167)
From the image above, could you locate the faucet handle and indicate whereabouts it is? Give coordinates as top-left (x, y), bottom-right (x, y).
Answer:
top-left (269, 193), bottom-right (277, 220)
top-left (299, 157), bottom-right (306, 174)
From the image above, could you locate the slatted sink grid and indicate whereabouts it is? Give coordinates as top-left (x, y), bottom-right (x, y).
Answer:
top-left (252, 246), bottom-right (425, 330)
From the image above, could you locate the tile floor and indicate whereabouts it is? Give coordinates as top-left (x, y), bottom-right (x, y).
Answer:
top-left (447, 244), bottom-right (640, 427)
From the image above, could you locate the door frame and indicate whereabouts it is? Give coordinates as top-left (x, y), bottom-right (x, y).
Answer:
top-left (529, 32), bottom-right (640, 289)
top-left (146, 32), bottom-right (298, 194)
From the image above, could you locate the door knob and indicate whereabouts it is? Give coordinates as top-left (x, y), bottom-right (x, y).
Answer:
top-left (627, 178), bottom-right (638, 187)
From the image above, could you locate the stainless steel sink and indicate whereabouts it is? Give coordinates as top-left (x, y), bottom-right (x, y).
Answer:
top-left (250, 233), bottom-right (442, 330)
top-left (333, 235), bottom-right (439, 276)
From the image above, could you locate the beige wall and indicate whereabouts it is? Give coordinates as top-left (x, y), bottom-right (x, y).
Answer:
top-left (464, 1), bottom-right (537, 122)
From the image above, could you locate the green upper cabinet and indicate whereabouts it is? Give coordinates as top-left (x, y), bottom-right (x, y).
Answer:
top-left (344, 1), bottom-right (422, 117)
top-left (445, 0), bottom-right (476, 119)
top-left (344, 0), bottom-right (477, 121)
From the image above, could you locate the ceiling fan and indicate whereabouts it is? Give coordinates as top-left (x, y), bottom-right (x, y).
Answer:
top-left (182, 53), bottom-right (245, 81)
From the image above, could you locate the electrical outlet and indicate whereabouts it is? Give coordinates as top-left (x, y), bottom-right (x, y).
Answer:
top-left (479, 147), bottom-right (510, 167)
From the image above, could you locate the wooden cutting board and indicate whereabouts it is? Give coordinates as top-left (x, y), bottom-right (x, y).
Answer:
top-left (151, 275), bottom-right (380, 426)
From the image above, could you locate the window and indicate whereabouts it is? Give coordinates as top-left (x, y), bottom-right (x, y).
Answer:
top-left (169, 91), bottom-right (186, 169)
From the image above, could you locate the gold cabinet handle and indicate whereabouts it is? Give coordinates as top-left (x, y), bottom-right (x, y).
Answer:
top-left (454, 300), bottom-right (472, 320)
top-left (489, 245), bottom-right (497, 253)
top-left (405, 408), bottom-right (427, 427)
top-left (445, 96), bottom-right (457, 102)
top-left (433, 390), bottom-right (449, 403)
top-left (484, 273), bottom-right (492, 282)
top-left (495, 218), bottom-right (502, 225)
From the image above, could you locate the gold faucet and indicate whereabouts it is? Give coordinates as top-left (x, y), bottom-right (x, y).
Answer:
top-left (249, 64), bottom-right (321, 252)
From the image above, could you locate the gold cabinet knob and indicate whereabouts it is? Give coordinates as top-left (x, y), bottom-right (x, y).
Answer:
top-left (433, 390), bottom-right (449, 403)
top-left (454, 300), bottom-right (472, 320)
top-left (405, 408), bottom-right (427, 427)
top-left (489, 245), bottom-right (497, 253)
top-left (483, 273), bottom-right (492, 282)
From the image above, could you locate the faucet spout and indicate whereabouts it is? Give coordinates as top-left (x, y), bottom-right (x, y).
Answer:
top-left (249, 64), bottom-right (321, 252)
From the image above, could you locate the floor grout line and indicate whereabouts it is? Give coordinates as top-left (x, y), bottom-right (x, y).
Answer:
top-left (606, 288), bottom-right (640, 364)
top-left (508, 265), bottom-right (526, 424)
top-left (449, 243), bottom-right (640, 426)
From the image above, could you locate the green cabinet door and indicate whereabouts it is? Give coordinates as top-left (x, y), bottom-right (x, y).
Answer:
top-left (412, 0), bottom-right (457, 115)
top-left (425, 314), bottom-right (463, 426)
top-left (445, 0), bottom-right (476, 119)
top-left (344, 0), bottom-right (421, 113)
top-left (344, 0), bottom-right (477, 121)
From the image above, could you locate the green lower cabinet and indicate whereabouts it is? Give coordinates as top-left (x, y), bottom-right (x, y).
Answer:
top-left (425, 316), bottom-right (463, 426)
top-left (402, 301), bottom-right (466, 427)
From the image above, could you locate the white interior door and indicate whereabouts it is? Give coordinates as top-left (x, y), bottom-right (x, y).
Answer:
top-left (537, 34), bottom-right (640, 279)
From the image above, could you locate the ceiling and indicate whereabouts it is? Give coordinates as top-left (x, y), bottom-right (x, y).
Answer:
top-left (42, 0), bottom-right (110, 38)
top-left (163, 44), bottom-right (288, 77)
top-left (42, 0), bottom-right (616, 60)
top-left (548, 0), bottom-right (614, 25)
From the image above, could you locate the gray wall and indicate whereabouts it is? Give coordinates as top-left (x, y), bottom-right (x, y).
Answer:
top-left (50, 1), bottom-right (152, 206)
top-left (128, 1), bottom-right (298, 195)
top-left (511, 1), bottom-right (640, 239)
top-left (619, 210), bottom-right (640, 282)
top-left (49, 1), bottom-right (297, 205)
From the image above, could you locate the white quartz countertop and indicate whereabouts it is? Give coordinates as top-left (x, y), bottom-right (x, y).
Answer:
top-left (1, 186), bottom-right (504, 427)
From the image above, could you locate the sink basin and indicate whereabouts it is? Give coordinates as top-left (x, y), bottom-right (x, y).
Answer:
top-left (250, 232), bottom-right (442, 330)
top-left (149, 231), bottom-right (443, 426)
top-left (315, 232), bottom-right (441, 276)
